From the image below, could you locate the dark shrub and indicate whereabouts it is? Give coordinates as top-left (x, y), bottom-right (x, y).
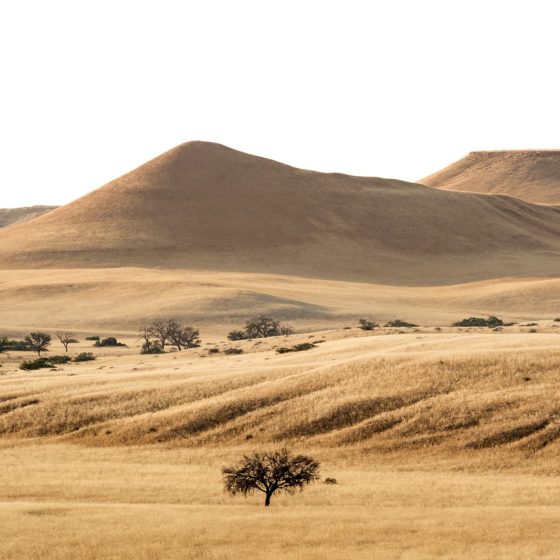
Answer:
top-left (94, 337), bottom-right (126, 347)
top-left (74, 352), bottom-right (96, 362)
top-left (48, 355), bottom-right (71, 364)
top-left (85, 336), bottom-right (100, 341)
top-left (276, 342), bottom-right (316, 354)
top-left (384, 319), bottom-right (418, 328)
top-left (20, 358), bottom-right (52, 370)
top-left (224, 348), bottom-right (243, 355)
top-left (140, 341), bottom-right (163, 354)
top-left (227, 330), bottom-right (247, 341)
top-left (4, 339), bottom-right (31, 351)
top-left (208, 348), bottom-right (220, 354)
top-left (324, 477), bottom-right (338, 485)
top-left (453, 316), bottom-right (504, 328)
top-left (358, 319), bottom-right (378, 331)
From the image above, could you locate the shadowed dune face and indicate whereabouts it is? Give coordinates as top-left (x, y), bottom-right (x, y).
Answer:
top-left (0, 142), bottom-right (559, 284)
top-left (421, 150), bottom-right (560, 205)
top-left (0, 206), bottom-right (58, 229)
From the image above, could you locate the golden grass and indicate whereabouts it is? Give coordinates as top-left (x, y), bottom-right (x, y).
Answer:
top-left (2, 267), bottom-right (560, 333)
top-left (1, 331), bottom-right (560, 558)
top-left (1, 444), bottom-right (560, 559)
top-left (1, 331), bottom-right (559, 469)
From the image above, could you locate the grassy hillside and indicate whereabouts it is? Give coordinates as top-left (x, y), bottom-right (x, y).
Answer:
top-left (1, 330), bottom-right (559, 467)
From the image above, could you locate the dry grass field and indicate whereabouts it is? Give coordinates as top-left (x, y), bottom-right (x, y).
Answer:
top-left (1, 329), bottom-right (560, 559)
top-left (1, 143), bottom-right (560, 558)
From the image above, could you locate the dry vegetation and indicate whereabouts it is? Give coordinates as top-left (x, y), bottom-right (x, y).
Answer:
top-left (1, 144), bottom-right (560, 558)
top-left (1, 330), bottom-right (560, 558)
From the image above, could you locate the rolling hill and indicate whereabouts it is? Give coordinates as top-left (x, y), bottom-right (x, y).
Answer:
top-left (421, 150), bottom-right (560, 205)
top-left (0, 142), bottom-right (559, 285)
top-left (0, 205), bottom-right (57, 229)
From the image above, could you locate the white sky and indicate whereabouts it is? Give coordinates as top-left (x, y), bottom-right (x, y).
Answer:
top-left (1, 0), bottom-right (559, 207)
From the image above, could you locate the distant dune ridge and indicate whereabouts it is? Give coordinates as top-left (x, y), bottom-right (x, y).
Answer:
top-left (0, 205), bottom-right (58, 229)
top-left (421, 150), bottom-right (560, 205)
top-left (0, 141), bottom-right (559, 285)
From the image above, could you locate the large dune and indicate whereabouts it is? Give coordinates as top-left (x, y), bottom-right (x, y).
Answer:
top-left (421, 150), bottom-right (560, 205)
top-left (0, 205), bottom-right (57, 229)
top-left (0, 142), bottom-right (559, 285)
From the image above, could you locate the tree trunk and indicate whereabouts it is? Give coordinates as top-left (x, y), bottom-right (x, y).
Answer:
top-left (264, 492), bottom-right (272, 506)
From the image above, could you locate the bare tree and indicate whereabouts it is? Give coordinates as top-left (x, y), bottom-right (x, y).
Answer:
top-left (57, 332), bottom-right (78, 353)
top-left (24, 332), bottom-right (51, 356)
top-left (222, 448), bottom-right (320, 506)
top-left (168, 324), bottom-right (200, 350)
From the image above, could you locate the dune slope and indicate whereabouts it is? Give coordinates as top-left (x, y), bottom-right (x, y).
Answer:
top-left (0, 142), bottom-right (559, 284)
top-left (421, 150), bottom-right (560, 205)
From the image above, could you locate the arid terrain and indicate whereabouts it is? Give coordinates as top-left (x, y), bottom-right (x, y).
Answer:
top-left (1, 143), bottom-right (560, 559)
top-left (421, 150), bottom-right (560, 204)
top-left (0, 206), bottom-right (57, 230)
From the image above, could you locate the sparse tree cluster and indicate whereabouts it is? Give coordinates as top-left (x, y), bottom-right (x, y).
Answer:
top-left (228, 316), bottom-right (293, 341)
top-left (140, 319), bottom-right (200, 353)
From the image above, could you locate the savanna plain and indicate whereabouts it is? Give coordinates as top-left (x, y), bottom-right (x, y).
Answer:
top-left (2, 325), bottom-right (560, 559)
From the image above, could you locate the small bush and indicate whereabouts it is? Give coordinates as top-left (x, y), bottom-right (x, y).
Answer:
top-left (324, 477), bottom-right (338, 485)
top-left (94, 337), bottom-right (126, 347)
top-left (227, 330), bottom-right (247, 341)
top-left (74, 352), bottom-right (96, 362)
top-left (85, 336), bottom-right (100, 341)
top-left (276, 342), bottom-right (316, 354)
top-left (208, 348), bottom-right (220, 354)
top-left (224, 348), bottom-right (243, 355)
top-left (358, 319), bottom-right (378, 331)
top-left (140, 341), bottom-right (163, 354)
top-left (48, 355), bottom-right (71, 364)
top-left (452, 316), bottom-right (504, 328)
top-left (20, 358), bottom-right (52, 370)
top-left (4, 339), bottom-right (31, 351)
top-left (385, 319), bottom-right (418, 328)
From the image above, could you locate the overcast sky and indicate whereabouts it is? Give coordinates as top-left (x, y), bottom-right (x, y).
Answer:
top-left (1, 0), bottom-right (559, 207)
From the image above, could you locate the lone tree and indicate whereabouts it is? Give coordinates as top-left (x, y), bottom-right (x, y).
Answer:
top-left (24, 332), bottom-right (51, 356)
top-left (57, 332), bottom-right (78, 353)
top-left (222, 448), bottom-right (320, 507)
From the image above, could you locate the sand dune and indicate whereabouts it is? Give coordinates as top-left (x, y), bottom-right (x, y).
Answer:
top-left (1, 142), bottom-right (559, 284)
top-left (421, 150), bottom-right (560, 205)
top-left (0, 206), bottom-right (57, 229)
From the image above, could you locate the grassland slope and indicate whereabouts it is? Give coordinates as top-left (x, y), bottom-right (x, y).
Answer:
top-left (1, 142), bottom-right (559, 284)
